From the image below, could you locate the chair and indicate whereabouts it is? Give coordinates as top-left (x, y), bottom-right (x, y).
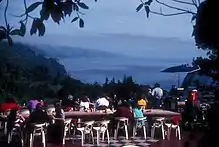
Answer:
top-left (114, 117), bottom-right (129, 140)
top-left (93, 120), bottom-right (110, 146)
top-left (7, 123), bottom-right (24, 146)
top-left (3, 109), bottom-right (11, 135)
top-left (74, 121), bottom-right (95, 146)
top-left (165, 116), bottom-right (181, 140)
top-left (63, 119), bottom-right (72, 145)
top-left (151, 117), bottom-right (165, 139)
top-left (0, 119), bottom-right (4, 133)
top-left (0, 115), bottom-right (7, 136)
top-left (29, 123), bottom-right (47, 147)
top-left (133, 117), bottom-right (147, 140)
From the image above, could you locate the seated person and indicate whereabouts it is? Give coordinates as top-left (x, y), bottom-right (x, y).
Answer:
top-left (24, 103), bottom-right (51, 142)
top-left (114, 100), bottom-right (133, 120)
top-left (79, 96), bottom-right (90, 111)
top-left (0, 98), bottom-right (20, 113)
top-left (54, 103), bottom-right (65, 120)
top-left (26, 98), bottom-right (39, 113)
top-left (136, 98), bottom-right (147, 109)
top-left (39, 99), bottom-right (45, 107)
top-left (132, 103), bottom-right (145, 126)
top-left (73, 98), bottom-right (80, 111)
top-left (28, 103), bottom-right (51, 124)
top-left (7, 108), bottom-right (25, 133)
top-left (111, 100), bottom-right (133, 134)
top-left (128, 98), bottom-right (135, 108)
top-left (62, 95), bottom-right (74, 111)
top-left (95, 96), bottom-right (109, 110)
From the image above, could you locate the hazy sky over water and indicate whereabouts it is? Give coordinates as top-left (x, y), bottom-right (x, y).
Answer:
top-left (0, 0), bottom-right (205, 87)
top-left (0, 0), bottom-right (204, 59)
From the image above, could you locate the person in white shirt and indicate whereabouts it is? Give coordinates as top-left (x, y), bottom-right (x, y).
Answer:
top-left (95, 96), bottom-right (109, 110)
top-left (151, 83), bottom-right (163, 108)
top-left (79, 96), bottom-right (90, 111)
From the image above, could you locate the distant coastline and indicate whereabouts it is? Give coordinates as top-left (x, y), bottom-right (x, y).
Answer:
top-left (30, 44), bottom-right (189, 90)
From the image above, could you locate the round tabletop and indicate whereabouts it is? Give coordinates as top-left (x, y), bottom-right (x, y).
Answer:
top-left (143, 109), bottom-right (180, 117)
top-left (64, 111), bottom-right (114, 118)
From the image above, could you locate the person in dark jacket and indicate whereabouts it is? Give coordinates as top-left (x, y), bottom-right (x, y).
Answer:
top-left (7, 108), bottom-right (25, 134)
top-left (114, 100), bottom-right (133, 120)
top-left (111, 100), bottom-right (133, 135)
top-left (28, 103), bottom-right (51, 124)
top-left (48, 102), bottom-right (65, 146)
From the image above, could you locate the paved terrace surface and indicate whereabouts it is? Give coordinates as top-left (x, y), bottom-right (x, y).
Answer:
top-left (1, 131), bottom-right (203, 147)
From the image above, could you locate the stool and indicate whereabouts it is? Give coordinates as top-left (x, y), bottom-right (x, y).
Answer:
top-left (133, 117), bottom-right (147, 140)
top-left (151, 117), bottom-right (165, 139)
top-left (63, 119), bottom-right (72, 145)
top-left (114, 117), bottom-right (129, 140)
top-left (93, 120), bottom-right (110, 146)
top-left (29, 123), bottom-right (46, 147)
top-left (7, 123), bottom-right (24, 145)
top-left (165, 123), bottom-right (181, 140)
top-left (75, 121), bottom-right (95, 146)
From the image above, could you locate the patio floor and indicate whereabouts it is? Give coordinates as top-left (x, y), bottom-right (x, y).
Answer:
top-left (51, 131), bottom-right (202, 147)
top-left (1, 131), bottom-right (203, 147)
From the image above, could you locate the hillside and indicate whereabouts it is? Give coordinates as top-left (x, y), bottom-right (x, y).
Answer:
top-left (0, 42), bottom-right (67, 77)
top-left (0, 42), bottom-right (83, 99)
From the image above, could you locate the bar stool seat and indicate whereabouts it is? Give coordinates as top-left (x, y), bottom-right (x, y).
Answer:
top-left (114, 117), bottom-right (129, 140)
top-left (29, 123), bottom-right (47, 147)
top-left (133, 117), bottom-right (147, 140)
top-left (93, 120), bottom-right (110, 146)
top-left (151, 117), bottom-right (165, 139)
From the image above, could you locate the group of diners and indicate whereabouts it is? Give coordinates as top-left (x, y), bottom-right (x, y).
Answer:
top-left (0, 94), bottom-right (180, 147)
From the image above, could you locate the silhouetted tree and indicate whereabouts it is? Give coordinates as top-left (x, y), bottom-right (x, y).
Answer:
top-left (192, 0), bottom-right (219, 82)
top-left (104, 77), bottom-right (109, 86)
top-left (110, 77), bottom-right (116, 85)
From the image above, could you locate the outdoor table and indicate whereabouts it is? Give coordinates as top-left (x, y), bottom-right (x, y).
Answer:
top-left (144, 109), bottom-right (180, 117)
top-left (64, 111), bottom-right (114, 119)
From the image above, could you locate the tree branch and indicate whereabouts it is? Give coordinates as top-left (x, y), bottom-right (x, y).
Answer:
top-left (10, 0), bottom-right (36, 23)
top-left (10, 13), bottom-right (35, 20)
top-left (23, 0), bottom-right (28, 25)
top-left (150, 10), bottom-right (189, 16)
top-left (173, 0), bottom-right (199, 9)
top-left (172, 0), bottom-right (194, 5)
top-left (191, 0), bottom-right (198, 9)
top-left (155, 0), bottom-right (196, 14)
top-left (4, 0), bottom-right (9, 27)
top-left (10, 0), bottom-right (38, 23)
